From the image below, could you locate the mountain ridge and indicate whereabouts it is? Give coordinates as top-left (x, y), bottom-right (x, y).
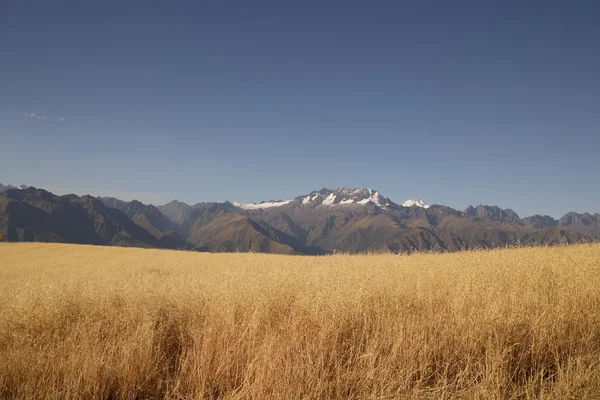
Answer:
top-left (1, 186), bottom-right (598, 254)
top-left (0, 182), bottom-right (30, 192)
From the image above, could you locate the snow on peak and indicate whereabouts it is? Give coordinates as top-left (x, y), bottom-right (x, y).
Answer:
top-left (0, 183), bottom-right (29, 192)
top-left (300, 188), bottom-right (391, 207)
top-left (232, 200), bottom-right (291, 210)
top-left (402, 199), bottom-right (430, 209)
top-left (233, 190), bottom-right (429, 211)
top-left (321, 192), bottom-right (338, 206)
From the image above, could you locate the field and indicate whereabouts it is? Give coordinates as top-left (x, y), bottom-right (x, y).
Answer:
top-left (1, 243), bottom-right (600, 399)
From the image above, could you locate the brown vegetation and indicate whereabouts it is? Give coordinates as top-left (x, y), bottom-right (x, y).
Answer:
top-left (1, 243), bottom-right (600, 399)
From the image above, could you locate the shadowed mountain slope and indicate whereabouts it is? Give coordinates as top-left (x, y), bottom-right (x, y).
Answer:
top-left (0, 188), bottom-right (165, 248)
top-left (98, 197), bottom-right (188, 249)
top-left (1, 186), bottom-right (597, 254)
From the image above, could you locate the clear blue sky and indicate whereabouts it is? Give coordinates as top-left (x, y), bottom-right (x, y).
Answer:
top-left (1, 0), bottom-right (599, 217)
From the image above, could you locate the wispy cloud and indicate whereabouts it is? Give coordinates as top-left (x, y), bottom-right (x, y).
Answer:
top-left (24, 112), bottom-right (66, 122)
top-left (25, 112), bottom-right (46, 120)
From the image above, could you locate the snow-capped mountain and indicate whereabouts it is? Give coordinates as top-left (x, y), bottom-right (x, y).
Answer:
top-left (230, 188), bottom-right (393, 210)
top-left (5, 184), bottom-right (599, 255)
top-left (402, 199), bottom-right (430, 209)
top-left (231, 200), bottom-right (292, 210)
top-left (298, 188), bottom-right (391, 207)
top-left (0, 183), bottom-right (29, 193)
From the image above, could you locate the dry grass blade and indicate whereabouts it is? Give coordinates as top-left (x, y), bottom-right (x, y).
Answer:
top-left (1, 243), bottom-right (599, 399)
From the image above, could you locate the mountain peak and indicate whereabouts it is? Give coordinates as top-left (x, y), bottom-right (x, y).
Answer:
top-left (231, 200), bottom-right (292, 210)
top-left (163, 199), bottom-right (190, 207)
top-left (299, 187), bottom-right (391, 207)
top-left (230, 188), bottom-right (393, 210)
top-left (0, 182), bottom-right (30, 193)
top-left (402, 199), bottom-right (430, 209)
top-left (464, 205), bottom-right (521, 223)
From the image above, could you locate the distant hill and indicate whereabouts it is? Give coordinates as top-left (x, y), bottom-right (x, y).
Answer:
top-left (1, 186), bottom-right (597, 254)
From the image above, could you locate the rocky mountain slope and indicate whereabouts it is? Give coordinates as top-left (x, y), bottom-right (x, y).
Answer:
top-left (0, 188), bottom-right (166, 247)
top-left (1, 186), bottom-right (597, 254)
top-left (0, 182), bottom-right (29, 192)
top-left (97, 197), bottom-right (188, 248)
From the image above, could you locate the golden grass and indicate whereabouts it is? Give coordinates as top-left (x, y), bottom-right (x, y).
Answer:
top-left (1, 243), bottom-right (600, 399)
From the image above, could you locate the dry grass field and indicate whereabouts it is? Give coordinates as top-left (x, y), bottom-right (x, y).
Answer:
top-left (1, 243), bottom-right (600, 399)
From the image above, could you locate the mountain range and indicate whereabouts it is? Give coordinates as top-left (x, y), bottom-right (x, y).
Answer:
top-left (1, 183), bottom-right (598, 254)
top-left (0, 183), bottom-right (29, 192)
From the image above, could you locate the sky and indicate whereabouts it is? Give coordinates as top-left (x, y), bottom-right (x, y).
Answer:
top-left (1, 0), bottom-right (599, 218)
